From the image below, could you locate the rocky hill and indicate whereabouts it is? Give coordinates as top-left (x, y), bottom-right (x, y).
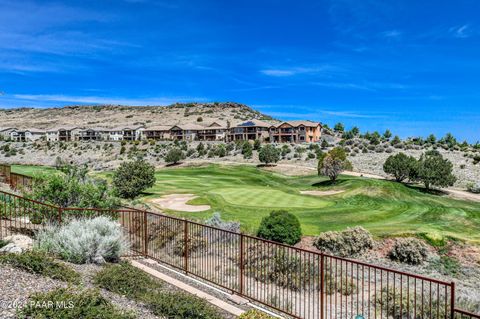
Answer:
top-left (0, 102), bottom-right (275, 129)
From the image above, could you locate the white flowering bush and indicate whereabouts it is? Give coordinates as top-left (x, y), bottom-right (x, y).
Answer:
top-left (35, 216), bottom-right (128, 264)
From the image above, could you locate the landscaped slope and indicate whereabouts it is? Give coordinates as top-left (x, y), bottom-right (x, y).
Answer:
top-left (143, 165), bottom-right (480, 242)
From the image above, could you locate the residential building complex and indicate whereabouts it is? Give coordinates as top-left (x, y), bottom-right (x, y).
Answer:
top-left (0, 119), bottom-right (322, 143)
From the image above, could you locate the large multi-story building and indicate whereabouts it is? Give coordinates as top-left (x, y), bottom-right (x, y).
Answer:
top-left (1, 118), bottom-right (322, 143)
top-left (269, 120), bottom-right (322, 143)
top-left (226, 119), bottom-right (272, 142)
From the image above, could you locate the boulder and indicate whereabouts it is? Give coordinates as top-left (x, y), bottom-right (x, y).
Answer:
top-left (4, 235), bottom-right (33, 251)
top-left (0, 243), bottom-right (23, 254)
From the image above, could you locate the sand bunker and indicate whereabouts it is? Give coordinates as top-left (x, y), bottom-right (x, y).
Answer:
top-left (300, 190), bottom-right (345, 196)
top-left (150, 194), bottom-right (211, 212)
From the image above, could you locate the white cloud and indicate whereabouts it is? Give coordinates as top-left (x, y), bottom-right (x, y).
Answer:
top-left (260, 65), bottom-right (337, 77)
top-left (449, 24), bottom-right (471, 38)
top-left (381, 30), bottom-right (402, 39)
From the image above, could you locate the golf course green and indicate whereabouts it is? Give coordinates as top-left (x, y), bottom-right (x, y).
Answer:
top-left (143, 164), bottom-right (480, 243)
top-left (10, 163), bottom-right (480, 243)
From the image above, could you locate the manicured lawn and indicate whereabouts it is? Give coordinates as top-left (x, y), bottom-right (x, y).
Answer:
top-left (11, 164), bottom-right (57, 177)
top-left (9, 163), bottom-right (480, 243)
top-left (143, 165), bottom-right (480, 243)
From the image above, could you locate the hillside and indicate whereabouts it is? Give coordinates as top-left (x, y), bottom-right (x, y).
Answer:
top-left (0, 102), bottom-right (275, 129)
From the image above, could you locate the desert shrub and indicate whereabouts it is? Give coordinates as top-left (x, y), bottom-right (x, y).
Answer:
top-left (35, 217), bottom-right (128, 264)
top-left (215, 144), bottom-right (227, 157)
top-left (314, 226), bottom-right (373, 257)
top-left (467, 182), bottom-right (480, 193)
top-left (432, 255), bottom-right (461, 276)
top-left (165, 147), bottom-right (185, 164)
top-left (244, 245), bottom-right (318, 291)
top-left (258, 144), bottom-right (280, 165)
top-left (325, 274), bottom-right (356, 296)
top-left (238, 309), bottom-right (276, 319)
top-left (18, 288), bottom-right (135, 319)
top-left (0, 239), bottom-right (9, 248)
top-left (374, 287), bottom-right (448, 319)
top-left (28, 164), bottom-right (118, 209)
top-left (146, 219), bottom-right (183, 249)
top-left (242, 141), bottom-right (253, 159)
top-left (112, 158), bottom-right (156, 199)
top-left (173, 235), bottom-right (207, 256)
top-left (257, 210), bottom-right (302, 245)
top-left (268, 251), bottom-right (317, 291)
top-left (94, 261), bottom-right (161, 300)
top-left (388, 238), bottom-right (428, 265)
top-left (0, 251), bottom-right (79, 283)
top-left (205, 212), bottom-right (240, 233)
top-left (146, 291), bottom-right (222, 319)
top-left (253, 139), bottom-right (261, 150)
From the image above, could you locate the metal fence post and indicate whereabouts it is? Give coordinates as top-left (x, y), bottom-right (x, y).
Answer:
top-left (320, 253), bottom-right (325, 319)
top-left (143, 211), bottom-right (148, 256)
top-left (239, 234), bottom-right (244, 295)
top-left (184, 220), bottom-right (189, 274)
top-left (58, 207), bottom-right (62, 224)
top-left (451, 281), bottom-right (455, 319)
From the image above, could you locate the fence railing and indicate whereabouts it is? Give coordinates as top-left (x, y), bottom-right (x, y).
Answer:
top-left (455, 309), bottom-right (480, 319)
top-left (0, 171), bottom-right (479, 318)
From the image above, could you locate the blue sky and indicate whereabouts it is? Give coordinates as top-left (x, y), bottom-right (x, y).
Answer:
top-left (1, 0), bottom-right (479, 142)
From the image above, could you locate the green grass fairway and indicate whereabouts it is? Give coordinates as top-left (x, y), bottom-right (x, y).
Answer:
top-left (11, 164), bottom-right (57, 177)
top-left (144, 165), bottom-right (480, 243)
top-left (9, 163), bottom-right (480, 243)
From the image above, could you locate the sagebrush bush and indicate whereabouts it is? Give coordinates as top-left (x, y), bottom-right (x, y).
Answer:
top-left (146, 291), bottom-right (222, 319)
top-left (35, 217), bottom-right (128, 264)
top-left (314, 226), bottom-right (374, 257)
top-left (238, 309), bottom-right (276, 319)
top-left (244, 246), bottom-right (317, 291)
top-left (173, 235), bottom-right (207, 257)
top-left (94, 261), bottom-right (162, 300)
top-left (18, 288), bottom-right (135, 319)
top-left (374, 287), bottom-right (448, 319)
top-left (205, 213), bottom-right (240, 233)
top-left (388, 238), bottom-right (428, 265)
top-left (324, 272), bottom-right (357, 296)
top-left (257, 210), bottom-right (302, 245)
top-left (467, 182), bottom-right (480, 193)
top-left (0, 251), bottom-right (79, 283)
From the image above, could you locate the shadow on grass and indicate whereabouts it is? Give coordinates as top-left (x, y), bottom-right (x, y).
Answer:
top-left (256, 164), bottom-right (277, 168)
top-left (405, 184), bottom-right (447, 196)
top-left (165, 162), bottom-right (183, 167)
top-left (312, 179), bottom-right (349, 187)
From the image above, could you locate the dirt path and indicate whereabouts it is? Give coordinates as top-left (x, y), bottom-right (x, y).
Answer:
top-left (148, 194), bottom-right (211, 212)
top-left (444, 188), bottom-right (480, 202)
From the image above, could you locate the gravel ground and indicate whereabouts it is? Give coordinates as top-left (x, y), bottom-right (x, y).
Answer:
top-left (0, 265), bottom-right (67, 319)
top-left (135, 258), bottom-right (246, 319)
top-left (0, 258), bottom-right (239, 319)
